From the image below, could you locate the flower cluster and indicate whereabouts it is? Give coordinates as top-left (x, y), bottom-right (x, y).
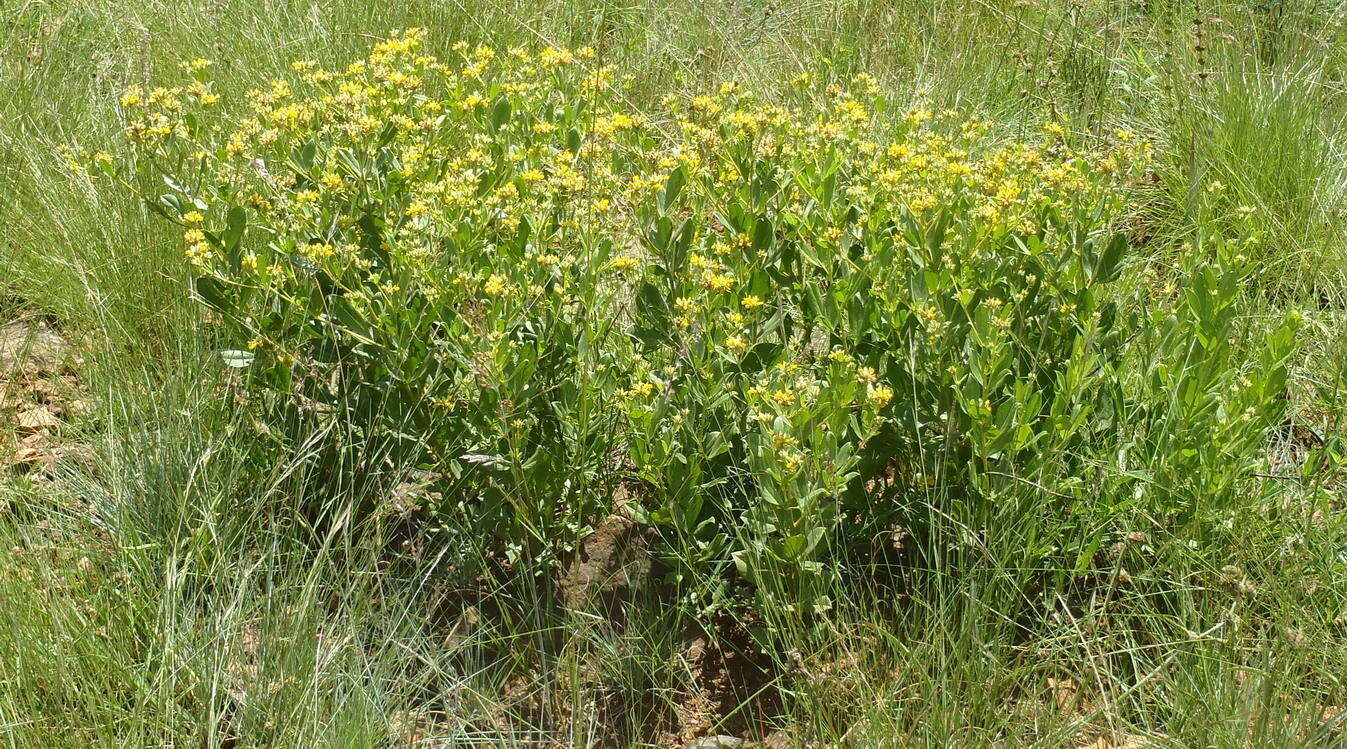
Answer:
top-left (121, 30), bottom-right (1161, 613)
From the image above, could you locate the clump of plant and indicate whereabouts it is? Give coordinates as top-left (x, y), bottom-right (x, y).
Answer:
top-left (113, 30), bottom-right (1299, 618)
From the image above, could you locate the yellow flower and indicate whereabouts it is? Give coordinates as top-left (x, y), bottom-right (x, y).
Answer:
top-left (538, 46), bottom-right (575, 67)
top-left (904, 108), bottom-right (933, 126)
top-left (608, 255), bottom-right (640, 272)
top-left (834, 99), bottom-right (869, 124)
top-left (704, 273), bottom-right (735, 292)
top-left (594, 112), bottom-right (640, 137)
top-left (625, 381), bottom-right (655, 399)
top-left (867, 384), bottom-right (894, 409)
top-left (691, 95), bottom-right (722, 115)
top-left (741, 295), bottom-right (764, 309)
top-left (120, 86), bottom-right (144, 107)
top-left (294, 243), bottom-right (333, 262)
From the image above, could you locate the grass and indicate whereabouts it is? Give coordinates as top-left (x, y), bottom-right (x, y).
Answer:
top-left (4, 0), bottom-right (1347, 745)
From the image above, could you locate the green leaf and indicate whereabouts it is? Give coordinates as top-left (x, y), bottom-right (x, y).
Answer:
top-left (491, 98), bottom-right (512, 130)
top-left (659, 166), bottom-right (685, 214)
top-left (1095, 233), bottom-right (1127, 283)
top-left (736, 341), bottom-right (782, 375)
top-left (222, 207), bottom-right (246, 253)
top-left (633, 281), bottom-right (671, 348)
top-left (193, 276), bottom-right (232, 313)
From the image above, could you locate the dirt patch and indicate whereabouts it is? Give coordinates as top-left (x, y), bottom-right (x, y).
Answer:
top-left (0, 319), bottom-right (70, 372)
top-left (559, 510), bottom-right (654, 617)
top-left (664, 612), bottom-right (787, 747)
top-left (1, 317), bottom-right (89, 477)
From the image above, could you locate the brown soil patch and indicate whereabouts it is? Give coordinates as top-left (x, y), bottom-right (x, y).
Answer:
top-left (559, 511), bottom-right (654, 617)
top-left (1, 317), bottom-right (89, 478)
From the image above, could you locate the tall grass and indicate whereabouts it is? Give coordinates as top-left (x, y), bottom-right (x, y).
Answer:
top-left (4, 0), bottom-right (1347, 745)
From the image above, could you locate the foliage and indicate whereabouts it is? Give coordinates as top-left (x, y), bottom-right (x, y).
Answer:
top-left (7, 1), bottom-right (1347, 742)
top-left (108, 29), bottom-right (1296, 619)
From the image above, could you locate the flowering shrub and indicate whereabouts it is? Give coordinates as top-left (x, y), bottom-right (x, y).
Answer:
top-left (118, 30), bottom-right (1298, 615)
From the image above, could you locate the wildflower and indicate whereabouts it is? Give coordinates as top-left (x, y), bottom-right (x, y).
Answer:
top-left (625, 381), bottom-right (655, 399)
top-left (301, 242), bottom-right (335, 261)
top-left (120, 86), bottom-right (144, 107)
top-left (187, 80), bottom-right (220, 105)
top-left (594, 112), bottom-right (639, 136)
top-left (538, 46), bottom-right (575, 67)
top-left (834, 99), bottom-right (869, 124)
top-left (608, 255), bottom-right (640, 272)
top-left (703, 272), bottom-right (735, 292)
top-left (691, 95), bottom-right (722, 115)
top-left (458, 93), bottom-right (488, 109)
top-left (904, 108), bottom-right (933, 126)
top-left (867, 384), bottom-right (894, 409)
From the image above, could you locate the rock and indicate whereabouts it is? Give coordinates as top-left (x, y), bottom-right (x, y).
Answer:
top-left (559, 512), bottom-right (652, 615)
top-left (0, 321), bottom-right (69, 374)
top-left (683, 736), bottom-right (745, 749)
